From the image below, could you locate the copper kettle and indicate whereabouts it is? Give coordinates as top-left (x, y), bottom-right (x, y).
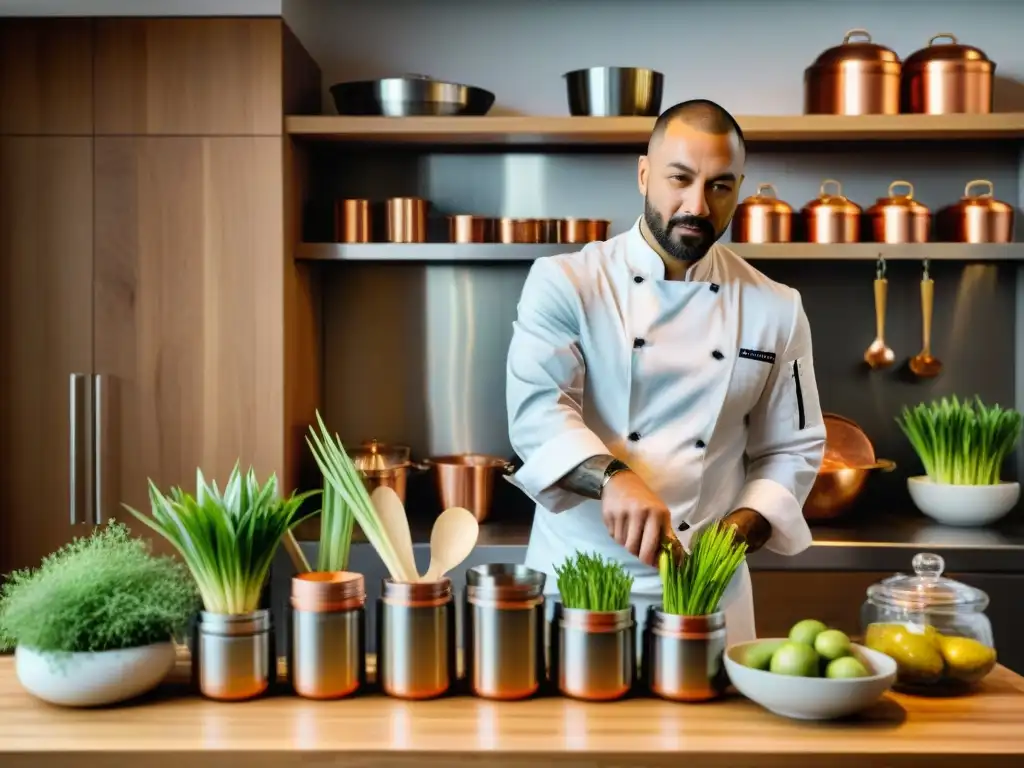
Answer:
top-left (801, 179), bottom-right (863, 244)
top-left (730, 183), bottom-right (793, 244)
top-left (936, 179), bottom-right (1015, 244)
top-left (865, 181), bottom-right (932, 244)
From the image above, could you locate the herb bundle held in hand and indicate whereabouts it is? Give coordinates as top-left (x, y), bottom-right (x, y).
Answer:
top-left (897, 395), bottom-right (1023, 486)
top-left (660, 522), bottom-right (748, 617)
top-left (555, 551), bottom-right (634, 612)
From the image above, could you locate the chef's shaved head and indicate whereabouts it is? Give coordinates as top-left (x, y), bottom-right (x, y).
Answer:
top-left (648, 99), bottom-right (746, 154)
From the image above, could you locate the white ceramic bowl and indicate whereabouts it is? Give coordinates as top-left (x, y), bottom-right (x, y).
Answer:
top-left (15, 642), bottom-right (175, 707)
top-left (724, 639), bottom-right (896, 721)
top-left (907, 476), bottom-right (1020, 527)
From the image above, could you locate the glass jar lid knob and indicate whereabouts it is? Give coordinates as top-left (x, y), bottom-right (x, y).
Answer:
top-left (912, 552), bottom-right (945, 579)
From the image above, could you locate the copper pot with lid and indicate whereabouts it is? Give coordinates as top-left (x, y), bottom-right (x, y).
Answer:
top-left (730, 183), bottom-right (793, 244)
top-left (902, 33), bottom-right (995, 115)
top-left (866, 181), bottom-right (931, 244)
top-left (349, 439), bottom-right (427, 505)
top-left (936, 179), bottom-right (1015, 244)
top-left (804, 29), bottom-right (901, 115)
top-left (801, 179), bottom-right (862, 244)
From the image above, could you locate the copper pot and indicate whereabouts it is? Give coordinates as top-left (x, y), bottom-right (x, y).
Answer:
top-left (334, 199), bottom-right (371, 243)
top-left (730, 183), bottom-right (793, 244)
top-left (539, 218), bottom-right (562, 243)
top-left (449, 215), bottom-right (495, 243)
top-left (801, 180), bottom-right (862, 244)
top-left (936, 180), bottom-right (1015, 244)
top-left (349, 439), bottom-right (427, 505)
top-left (386, 197), bottom-right (428, 243)
top-left (425, 454), bottom-right (514, 523)
top-left (804, 29), bottom-right (901, 115)
top-left (804, 414), bottom-right (896, 522)
top-left (498, 218), bottom-right (542, 244)
top-left (559, 218), bottom-right (610, 244)
top-left (902, 33), bottom-right (995, 115)
top-left (865, 181), bottom-right (931, 244)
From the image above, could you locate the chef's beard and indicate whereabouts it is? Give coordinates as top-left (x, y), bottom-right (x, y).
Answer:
top-left (644, 196), bottom-right (722, 262)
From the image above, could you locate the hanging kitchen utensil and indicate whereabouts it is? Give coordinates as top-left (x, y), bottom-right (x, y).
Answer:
top-left (804, 29), bottom-right (901, 115)
top-left (909, 260), bottom-right (943, 379)
top-left (864, 256), bottom-right (895, 370)
top-left (371, 486), bottom-right (419, 583)
top-left (801, 179), bottom-right (862, 244)
top-left (865, 181), bottom-right (932, 244)
top-left (730, 183), bottom-right (793, 244)
top-left (902, 33), bottom-right (995, 115)
top-left (936, 180), bottom-right (1015, 244)
top-left (421, 506), bottom-right (479, 583)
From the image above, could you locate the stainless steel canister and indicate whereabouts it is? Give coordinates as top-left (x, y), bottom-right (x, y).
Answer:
top-left (289, 571), bottom-right (367, 700)
top-left (464, 564), bottom-right (546, 700)
top-left (643, 606), bottom-right (728, 702)
top-left (195, 610), bottom-right (273, 701)
top-left (550, 603), bottom-right (635, 701)
top-left (377, 578), bottom-right (456, 699)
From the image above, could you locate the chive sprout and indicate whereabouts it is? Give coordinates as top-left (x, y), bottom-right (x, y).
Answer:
top-left (555, 551), bottom-right (633, 612)
top-left (660, 523), bottom-right (748, 616)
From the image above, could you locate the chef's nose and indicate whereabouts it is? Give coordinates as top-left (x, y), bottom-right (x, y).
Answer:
top-left (681, 187), bottom-right (711, 217)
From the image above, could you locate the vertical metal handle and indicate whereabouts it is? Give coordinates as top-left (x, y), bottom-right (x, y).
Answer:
top-left (69, 373), bottom-right (88, 525)
top-left (93, 374), bottom-right (105, 525)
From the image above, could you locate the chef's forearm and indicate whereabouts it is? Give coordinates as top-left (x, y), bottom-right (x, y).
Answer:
top-left (556, 454), bottom-right (618, 500)
top-left (722, 507), bottom-right (773, 553)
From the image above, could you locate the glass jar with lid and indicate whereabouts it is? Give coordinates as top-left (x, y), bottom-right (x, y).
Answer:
top-left (860, 552), bottom-right (997, 694)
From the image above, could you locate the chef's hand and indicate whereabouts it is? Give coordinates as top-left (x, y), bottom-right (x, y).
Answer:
top-left (721, 507), bottom-right (772, 554)
top-left (601, 471), bottom-right (673, 566)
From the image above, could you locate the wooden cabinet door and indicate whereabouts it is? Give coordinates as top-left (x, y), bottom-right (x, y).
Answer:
top-left (93, 137), bottom-right (285, 540)
top-left (0, 137), bottom-right (95, 575)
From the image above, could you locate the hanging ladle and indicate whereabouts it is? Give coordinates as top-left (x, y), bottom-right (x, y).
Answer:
top-left (864, 255), bottom-right (895, 369)
top-left (909, 259), bottom-right (943, 378)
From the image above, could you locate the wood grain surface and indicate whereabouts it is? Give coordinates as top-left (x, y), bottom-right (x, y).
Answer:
top-left (0, 656), bottom-right (1022, 767)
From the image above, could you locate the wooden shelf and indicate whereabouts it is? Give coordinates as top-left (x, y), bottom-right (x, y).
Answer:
top-left (296, 242), bottom-right (1024, 263)
top-left (285, 114), bottom-right (1024, 146)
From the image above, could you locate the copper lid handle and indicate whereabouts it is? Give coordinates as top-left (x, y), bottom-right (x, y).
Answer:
top-left (755, 182), bottom-right (779, 198)
top-left (843, 29), bottom-right (873, 44)
top-left (888, 180), bottom-right (914, 199)
top-left (820, 178), bottom-right (843, 197)
top-left (928, 33), bottom-right (958, 47)
top-left (965, 179), bottom-right (994, 199)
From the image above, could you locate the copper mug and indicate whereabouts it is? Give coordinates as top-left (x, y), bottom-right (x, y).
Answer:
top-left (425, 454), bottom-right (514, 523)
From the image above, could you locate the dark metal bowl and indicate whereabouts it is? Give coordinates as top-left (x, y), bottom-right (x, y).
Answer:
top-left (564, 66), bottom-right (664, 117)
top-left (330, 75), bottom-right (496, 117)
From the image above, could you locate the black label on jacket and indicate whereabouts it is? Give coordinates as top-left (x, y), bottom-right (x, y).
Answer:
top-left (793, 360), bottom-right (806, 430)
top-left (738, 348), bottom-right (776, 365)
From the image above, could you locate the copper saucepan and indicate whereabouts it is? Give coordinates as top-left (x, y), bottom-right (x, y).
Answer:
top-left (350, 439), bottom-right (428, 506)
top-left (803, 413), bottom-right (895, 522)
top-left (424, 454), bottom-right (515, 523)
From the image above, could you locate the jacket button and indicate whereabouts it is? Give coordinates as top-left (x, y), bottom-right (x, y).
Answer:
top-left (633, 337), bottom-right (646, 349)
top-left (628, 431), bottom-right (641, 442)
top-left (710, 283), bottom-right (720, 293)
top-left (711, 350), bottom-right (724, 360)
top-left (633, 275), bottom-right (645, 284)
top-left (695, 439), bottom-right (706, 449)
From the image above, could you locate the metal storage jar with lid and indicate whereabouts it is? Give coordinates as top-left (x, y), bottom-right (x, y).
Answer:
top-left (804, 29), bottom-right (901, 115)
top-left (902, 34), bottom-right (995, 114)
top-left (801, 180), bottom-right (863, 244)
top-left (730, 183), bottom-right (793, 244)
top-left (865, 181), bottom-right (932, 244)
top-left (860, 552), bottom-right (997, 695)
top-left (936, 179), bottom-right (1015, 244)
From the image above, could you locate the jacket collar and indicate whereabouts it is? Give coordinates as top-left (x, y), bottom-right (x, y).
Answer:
top-left (625, 217), bottom-right (720, 284)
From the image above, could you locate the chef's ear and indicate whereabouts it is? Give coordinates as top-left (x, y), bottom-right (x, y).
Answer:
top-left (637, 155), bottom-right (649, 196)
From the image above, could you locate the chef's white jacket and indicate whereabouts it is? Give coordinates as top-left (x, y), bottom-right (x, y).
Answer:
top-left (505, 218), bottom-right (826, 642)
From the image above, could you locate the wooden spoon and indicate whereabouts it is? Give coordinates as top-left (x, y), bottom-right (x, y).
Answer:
top-left (909, 263), bottom-right (943, 378)
top-left (420, 506), bottom-right (479, 583)
top-left (370, 486), bottom-right (419, 583)
top-left (864, 261), bottom-right (894, 370)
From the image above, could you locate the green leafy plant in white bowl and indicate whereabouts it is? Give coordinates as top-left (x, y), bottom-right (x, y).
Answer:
top-left (0, 521), bottom-right (199, 707)
top-left (897, 396), bottom-right (1024, 527)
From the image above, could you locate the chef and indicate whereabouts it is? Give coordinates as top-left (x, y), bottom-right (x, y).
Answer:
top-left (505, 99), bottom-right (826, 644)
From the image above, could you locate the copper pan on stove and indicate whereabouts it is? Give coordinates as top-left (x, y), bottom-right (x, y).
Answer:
top-left (803, 413), bottom-right (895, 522)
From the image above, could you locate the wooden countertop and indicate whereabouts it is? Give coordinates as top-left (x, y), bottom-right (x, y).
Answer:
top-left (1, 656), bottom-right (1023, 767)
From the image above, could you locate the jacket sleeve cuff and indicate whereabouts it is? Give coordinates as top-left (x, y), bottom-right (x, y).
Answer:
top-left (505, 429), bottom-right (611, 514)
top-left (732, 478), bottom-right (812, 556)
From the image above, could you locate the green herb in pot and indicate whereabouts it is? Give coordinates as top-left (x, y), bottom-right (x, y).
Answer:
top-left (660, 522), bottom-right (748, 617)
top-left (0, 521), bottom-right (198, 654)
top-left (897, 395), bottom-right (1023, 485)
top-left (555, 551), bottom-right (634, 612)
top-left (125, 463), bottom-right (317, 615)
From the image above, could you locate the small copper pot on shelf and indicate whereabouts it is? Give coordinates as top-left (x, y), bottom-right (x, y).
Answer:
top-left (334, 198), bottom-right (371, 243)
top-left (559, 218), bottom-right (610, 244)
top-left (801, 180), bottom-right (863, 244)
top-left (902, 33), bottom-right (995, 115)
top-left (386, 197), bottom-right (428, 243)
top-left (731, 183), bottom-right (793, 244)
top-left (804, 29), bottom-right (901, 115)
top-left (449, 215), bottom-right (496, 243)
top-left (424, 453), bottom-right (514, 523)
top-left (349, 440), bottom-right (427, 506)
top-left (865, 181), bottom-right (931, 244)
top-left (936, 179), bottom-right (1015, 244)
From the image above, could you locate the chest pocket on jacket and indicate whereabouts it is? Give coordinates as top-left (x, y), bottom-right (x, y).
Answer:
top-left (726, 350), bottom-right (774, 417)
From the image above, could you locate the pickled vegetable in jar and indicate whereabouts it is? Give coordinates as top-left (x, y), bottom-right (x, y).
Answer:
top-left (860, 552), bottom-right (997, 694)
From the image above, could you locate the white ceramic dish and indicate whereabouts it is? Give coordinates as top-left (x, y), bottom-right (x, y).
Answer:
top-left (724, 639), bottom-right (896, 721)
top-left (15, 642), bottom-right (175, 707)
top-left (907, 476), bottom-right (1019, 527)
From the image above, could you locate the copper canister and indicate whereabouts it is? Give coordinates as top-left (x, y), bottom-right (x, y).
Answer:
top-left (902, 34), bottom-right (995, 115)
top-left (804, 29), bottom-right (901, 115)
top-left (334, 199), bottom-right (371, 243)
top-left (496, 217), bottom-right (542, 244)
top-left (386, 197), bottom-right (428, 243)
top-left (559, 218), bottom-right (611, 244)
top-left (289, 572), bottom-right (366, 700)
top-left (865, 181), bottom-right (931, 244)
top-left (642, 607), bottom-right (728, 702)
top-left (936, 179), bottom-right (1015, 244)
top-left (730, 183), bottom-right (793, 244)
top-left (195, 610), bottom-right (273, 702)
top-left (801, 179), bottom-right (863, 244)
top-left (464, 564), bottom-right (546, 700)
top-left (377, 578), bottom-right (456, 700)
top-left (449, 215), bottom-right (495, 243)
top-left (550, 603), bottom-right (635, 701)
top-left (539, 218), bottom-right (562, 243)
